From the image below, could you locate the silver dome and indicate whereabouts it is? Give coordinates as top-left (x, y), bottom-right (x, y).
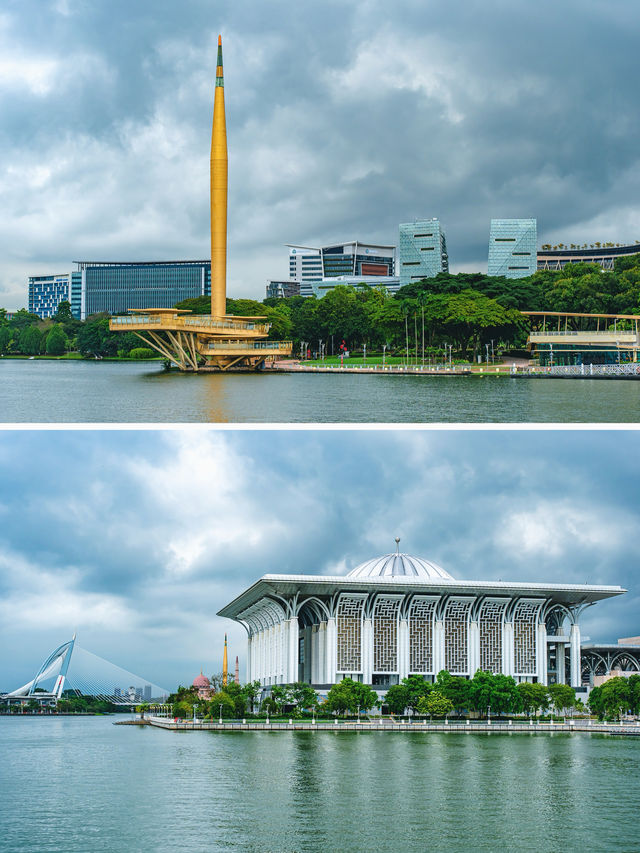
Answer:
top-left (346, 553), bottom-right (454, 581)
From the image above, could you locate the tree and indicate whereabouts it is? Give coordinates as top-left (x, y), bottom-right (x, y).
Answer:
top-left (435, 670), bottom-right (471, 714)
top-left (547, 683), bottom-right (576, 717)
top-left (54, 300), bottom-right (74, 322)
top-left (210, 691), bottom-right (236, 718)
top-left (599, 677), bottom-right (631, 720)
top-left (468, 670), bottom-right (521, 716)
top-left (45, 324), bottom-right (67, 355)
top-left (417, 691), bottom-right (453, 718)
top-left (325, 678), bottom-right (378, 716)
top-left (289, 682), bottom-right (319, 713)
top-left (19, 325), bottom-right (43, 355)
top-left (516, 682), bottom-right (549, 716)
top-left (0, 326), bottom-right (11, 354)
top-left (241, 680), bottom-right (262, 713)
top-left (383, 684), bottom-right (410, 715)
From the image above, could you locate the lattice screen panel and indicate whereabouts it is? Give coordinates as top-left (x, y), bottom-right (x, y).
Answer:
top-left (513, 600), bottom-right (541, 675)
top-left (337, 596), bottom-right (364, 672)
top-left (373, 597), bottom-right (400, 672)
top-left (479, 599), bottom-right (507, 673)
top-left (409, 598), bottom-right (436, 673)
top-left (444, 599), bottom-right (472, 674)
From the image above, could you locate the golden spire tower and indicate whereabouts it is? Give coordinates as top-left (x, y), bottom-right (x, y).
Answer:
top-left (222, 633), bottom-right (228, 686)
top-left (210, 34), bottom-right (228, 319)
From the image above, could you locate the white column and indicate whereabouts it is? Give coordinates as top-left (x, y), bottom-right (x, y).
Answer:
top-left (326, 617), bottom-right (337, 683)
top-left (468, 621), bottom-right (480, 676)
top-left (310, 626), bottom-right (318, 684)
top-left (398, 619), bottom-right (409, 680)
top-left (537, 622), bottom-right (548, 685)
top-left (362, 617), bottom-right (373, 682)
top-left (288, 616), bottom-right (299, 684)
top-left (502, 622), bottom-right (514, 676)
top-left (317, 622), bottom-right (327, 684)
top-left (556, 628), bottom-right (566, 685)
top-left (570, 623), bottom-right (581, 688)
top-left (247, 634), bottom-right (253, 682)
top-left (433, 620), bottom-right (445, 674)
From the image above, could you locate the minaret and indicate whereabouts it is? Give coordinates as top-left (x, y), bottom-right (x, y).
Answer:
top-left (222, 633), bottom-right (228, 687)
top-left (234, 655), bottom-right (239, 685)
top-left (210, 34), bottom-right (228, 319)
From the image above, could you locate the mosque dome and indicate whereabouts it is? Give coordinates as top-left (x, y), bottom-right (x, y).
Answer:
top-left (346, 543), bottom-right (454, 581)
top-left (192, 672), bottom-right (210, 688)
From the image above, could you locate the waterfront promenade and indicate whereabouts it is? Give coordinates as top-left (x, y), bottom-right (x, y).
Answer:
top-left (136, 715), bottom-right (640, 736)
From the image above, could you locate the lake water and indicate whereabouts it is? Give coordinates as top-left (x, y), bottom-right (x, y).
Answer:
top-left (1, 360), bottom-right (639, 422)
top-left (0, 717), bottom-right (638, 852)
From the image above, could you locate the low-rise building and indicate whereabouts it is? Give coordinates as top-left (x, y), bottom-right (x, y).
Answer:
top-left (537, 243), bottom-right (640, 271)
top-left (525, 311), bottom-right (640, 365)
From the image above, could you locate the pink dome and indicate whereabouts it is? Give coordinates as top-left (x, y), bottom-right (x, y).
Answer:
top-left (193, 673), bottom-right (210, 688)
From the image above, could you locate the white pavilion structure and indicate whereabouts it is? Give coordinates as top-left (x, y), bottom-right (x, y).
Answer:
top-left (217, 544), bottom-right (625, 694)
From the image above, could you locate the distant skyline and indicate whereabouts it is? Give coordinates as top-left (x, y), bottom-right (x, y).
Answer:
top-left (0, 429), bottom-right (638, 691)
top-left (2, 0), bottom-right (640, 308)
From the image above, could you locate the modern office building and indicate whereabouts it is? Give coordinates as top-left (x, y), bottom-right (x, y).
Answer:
top-left (76, 260), bottom-right (211, 320)
top-left (287, 242), bottom-right (396, 297)
top-left (266, 280), bottom-right (301, 299)
top-left (398, 219), bottom-right (449, 287)
top-left (218, 545), bottom-right (624, 696)
top-left (28, 272), bottom-right (82, 319)
top-left (537, 242), bottom-right (640, 271)
top-left (488, 219), bottom-right (537, 278)
top-left (310, 276), bottom-right (401, 297)
top-left (525, 311), bottom-right (640, 365)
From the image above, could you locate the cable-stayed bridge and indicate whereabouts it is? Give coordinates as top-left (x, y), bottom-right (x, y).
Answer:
top-left (2, 635), bottom-right (169, 706)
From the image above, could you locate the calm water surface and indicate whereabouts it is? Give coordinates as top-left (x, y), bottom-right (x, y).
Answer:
top-left (1, 717), bottom-right (638, 852)
top-left (0, 360), bottom-right (639, 422)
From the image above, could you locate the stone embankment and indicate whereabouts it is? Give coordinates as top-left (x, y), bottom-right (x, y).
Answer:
top-left (136, 716), bottom-right (640, 736)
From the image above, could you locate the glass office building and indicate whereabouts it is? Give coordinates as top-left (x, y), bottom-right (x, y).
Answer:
top-left (287, 242), bottom-right (396, 298)
top-left (488, 219), bottom-right (537, 278)
top-left (75, 261), bottom-right (211, 320)
top-left (28, 272), bottom-right (82, 319)
top-left (398, 220), bottom-right (449, 287)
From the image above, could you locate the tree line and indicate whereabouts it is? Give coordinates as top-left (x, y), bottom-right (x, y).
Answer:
top-left (163, 670), bottom-right (639, 721)
top-left (3, 254), bottom-right (639, 360)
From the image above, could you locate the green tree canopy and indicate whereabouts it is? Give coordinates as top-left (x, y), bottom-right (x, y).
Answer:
top-left (45, 324), bottom-right (67, 355)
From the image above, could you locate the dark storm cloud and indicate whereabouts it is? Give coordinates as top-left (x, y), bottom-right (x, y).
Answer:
top-left (1, 0), bottom-right (640, 306)
top-left (0, 429), bottom-right (638, 689)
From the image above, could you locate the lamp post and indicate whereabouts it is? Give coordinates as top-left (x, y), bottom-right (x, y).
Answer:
top-left (382, 344), bottom-right (386, 368)
top-left (219, 703), bottom-right (223, 724)
top-left (487, 704), bottom-right (491, 724)
top-left (193, 703), bottom-right (198, 723)
top-left (363, 343), bottom-right (366, 366)
top-left (485, 343), bottom-right (489, 366)
top-left (357, 704), bottom-right (360, 723)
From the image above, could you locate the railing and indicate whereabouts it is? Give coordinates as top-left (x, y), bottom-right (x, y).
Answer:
top-left (538, 363), bottom-right (640, 376)
top-left (110, 314), bottom-right (270, 334)
top-left (530, 330), bottom-right (638, 337)
top-left (204, 340), bottom-right (292, 351)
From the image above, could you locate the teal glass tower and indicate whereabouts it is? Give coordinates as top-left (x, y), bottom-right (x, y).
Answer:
top-left (398, 219), bottom-right (448, 287)
top-left (488, 219), bottom-right (537, 278)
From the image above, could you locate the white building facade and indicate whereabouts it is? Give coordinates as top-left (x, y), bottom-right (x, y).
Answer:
top-left (218, 552), bottom-right (624, 694)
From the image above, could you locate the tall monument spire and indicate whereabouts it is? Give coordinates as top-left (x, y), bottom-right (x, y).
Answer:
top-left (210, 34), bottom-right (228, 319)
top-left (234, 655), bottom-right (239, 685)
top-left (222, 632), bottom-right (228, 686)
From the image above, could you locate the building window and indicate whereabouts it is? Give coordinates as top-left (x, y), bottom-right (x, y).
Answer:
top-left (444, 599), bottom-right (472, 674)
top-left (479, 599), bottom-right (507, 672)
top-left (337, 595), bottom-right (364, 672)
top-left (373, 597), bottom-right (400, 672)
top-left (513, 600), bottom-right (542, 675)
top-left (409, 597), bottom-right (436, 673)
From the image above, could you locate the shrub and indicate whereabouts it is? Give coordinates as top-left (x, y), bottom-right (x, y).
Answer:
top-left (129, 347), bottom-right (156, 359)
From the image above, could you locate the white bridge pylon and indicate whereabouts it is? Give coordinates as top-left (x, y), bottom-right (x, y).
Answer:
top-left (5, 635), bottom-right (168, 705)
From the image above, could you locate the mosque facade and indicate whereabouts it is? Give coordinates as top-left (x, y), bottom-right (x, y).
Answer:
top-left (218, 548), bottom-right (625, 693)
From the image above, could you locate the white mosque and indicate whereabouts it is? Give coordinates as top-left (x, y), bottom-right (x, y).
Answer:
top-left (218, 542), bottom-right (625, 694)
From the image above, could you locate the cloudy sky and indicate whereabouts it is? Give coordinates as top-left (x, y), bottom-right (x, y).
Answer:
top-left (0, 428), bottom-right (638, 691)
top-left (2, 0), bottom-right (640, 309)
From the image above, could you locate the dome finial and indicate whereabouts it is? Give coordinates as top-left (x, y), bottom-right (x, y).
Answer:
top-left (395, 537), bottom-right (400, 554)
